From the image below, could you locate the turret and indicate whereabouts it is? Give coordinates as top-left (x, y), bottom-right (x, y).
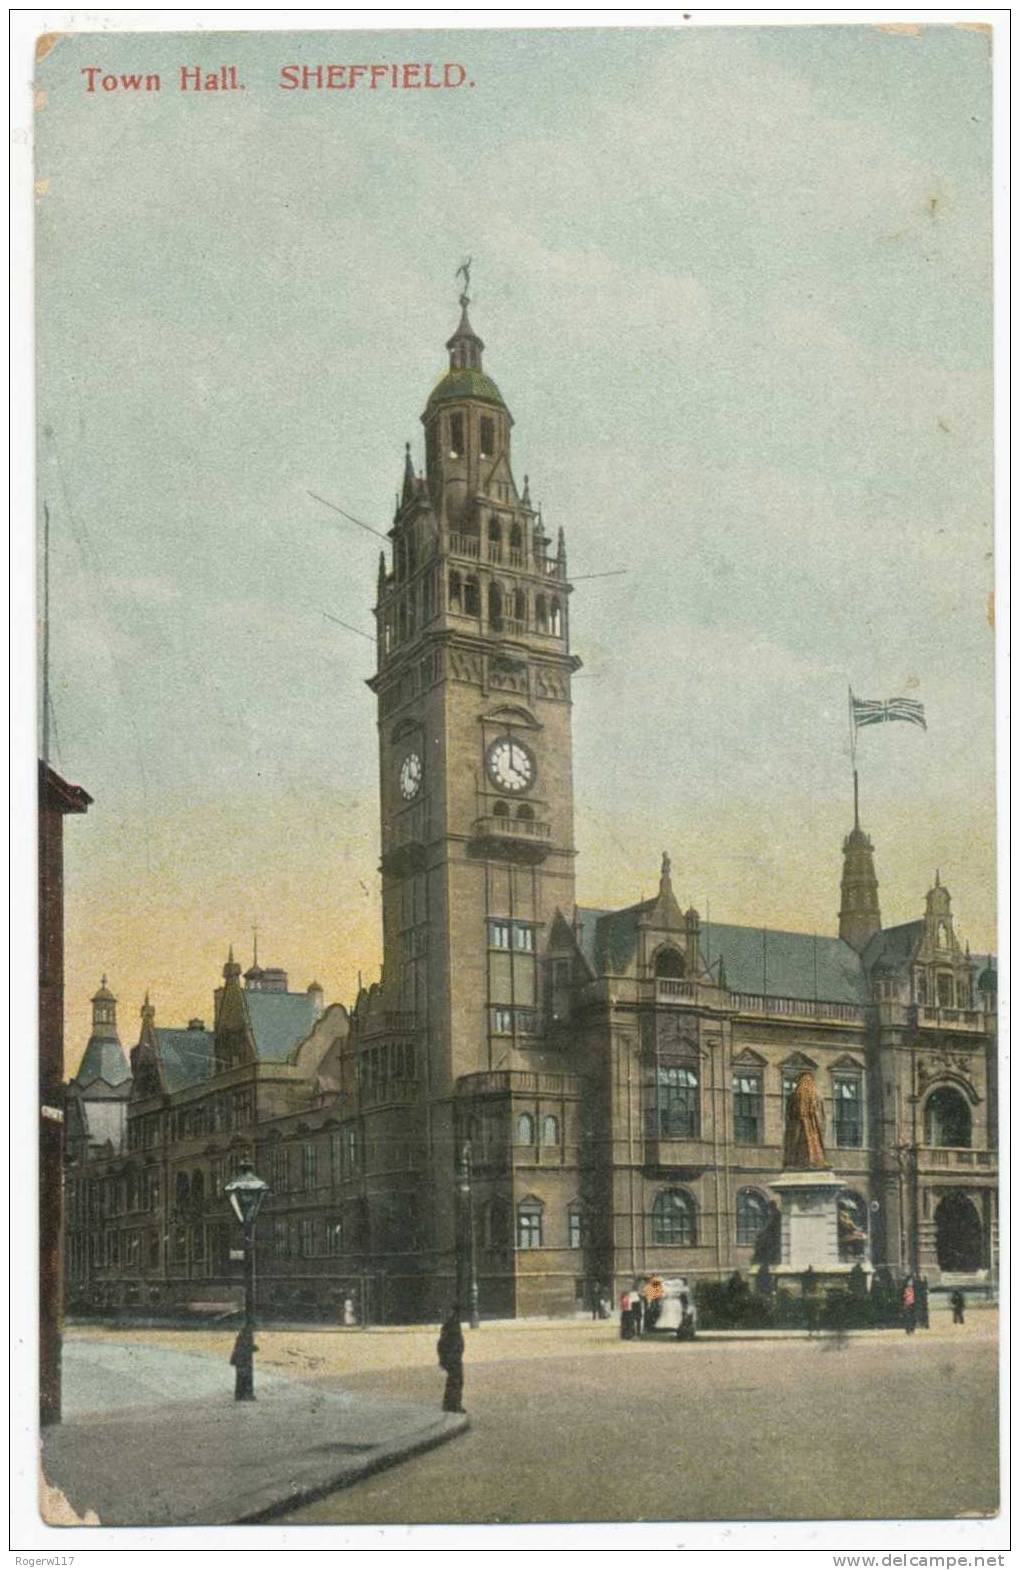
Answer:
top-left (421, 273), bottom-right (515, 527)
top-left (838, 772), bottom-right (881, 951)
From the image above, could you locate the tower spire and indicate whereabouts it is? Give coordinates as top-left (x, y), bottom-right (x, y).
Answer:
top-left (838, 788), bottom-right (881, 952)
top-left (446, 261), bottom-right (484, 371)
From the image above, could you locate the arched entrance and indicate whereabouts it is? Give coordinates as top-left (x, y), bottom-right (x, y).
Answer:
top-left (935, 1192), bottom-right (983, 1274)
top-left (654, 947), bottom-right (685, 979)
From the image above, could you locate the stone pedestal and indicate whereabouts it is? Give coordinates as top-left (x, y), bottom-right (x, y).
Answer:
top-left (769, 1168), bottom-right (870, 1290)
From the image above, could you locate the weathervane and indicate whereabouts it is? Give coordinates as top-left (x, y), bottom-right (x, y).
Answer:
top-left (456, 257), bottom-right (472, 305)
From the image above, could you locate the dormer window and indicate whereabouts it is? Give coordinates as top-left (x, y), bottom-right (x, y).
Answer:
top-left (480, 416), bottom-right (495, 458)
top-left (449, 412), bottom-right (465, 458)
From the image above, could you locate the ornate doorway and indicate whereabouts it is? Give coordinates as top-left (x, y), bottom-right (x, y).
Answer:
top-left (935, 1191), bottom-right (983, 1273)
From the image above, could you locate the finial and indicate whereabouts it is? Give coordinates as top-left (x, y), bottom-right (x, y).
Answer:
top-left (935, 868), bottom-right (941, 888)
top-left (101, 973), bottom-right (107, 989)
top-left (252, 922), bottom-right (259, 968)
top-left (659, 851), bottom-right (672, 896)
top-left (455, 256), bottom-right (472, 305)
top-left (140, 990), bottom-right (155, 1023)
top-left (523, 474), bottom-right (531, 506)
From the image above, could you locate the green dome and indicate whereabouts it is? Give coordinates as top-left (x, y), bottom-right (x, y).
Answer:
top-left (425, 367), bottom-right (506, 412)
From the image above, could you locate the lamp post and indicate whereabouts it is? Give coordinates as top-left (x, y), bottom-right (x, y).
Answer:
top-left (224, 1160), bottom-right (269, 1400)
top-left (456, 1140), bottom-right (480, 1329)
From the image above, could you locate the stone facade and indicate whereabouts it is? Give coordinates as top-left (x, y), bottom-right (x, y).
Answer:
top-left (63, 296), bottom-right (997, 1322)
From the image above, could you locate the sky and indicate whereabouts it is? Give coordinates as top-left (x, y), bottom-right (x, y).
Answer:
top-left (34, 23), bottom-right (996, 1070)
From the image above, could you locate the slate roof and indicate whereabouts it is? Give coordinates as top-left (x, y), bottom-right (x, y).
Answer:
top-left (576, 902), bottom-right (656, 975)
top-left (576, 904), bottom-right (868, 1005)
top-left (155, 1027), bottom-right (216, 1092)
top-left (74, 1035), bottom-right (132, 1089)
top-left (705, 924), bottom-right (868, 1005)
top-left (861, 921), bottom-right (923, 974)
top-left (244, 990), bottom-right (318, 1062)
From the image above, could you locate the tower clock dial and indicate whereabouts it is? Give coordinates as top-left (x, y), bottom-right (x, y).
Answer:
top-left (399, 752), bottom-right (422, 800)
top-left (486, 737), bottom-right (536, 794)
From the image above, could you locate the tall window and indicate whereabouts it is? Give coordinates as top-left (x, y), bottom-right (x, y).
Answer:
top-left (488, 582), bottom-right (503, 630)
top-left (517, 1198), bottom-right (543, 1249)
top-left (657, 1065), bottom-right (699, 1138)
top-left (651, 1189), bottom-right (696, 1246)
top-left (480, 416), bottom-right (495, 458)
top-left (448, 412), bottom-right (464, 457)
top-left (492, 1007), bottom-right (513, 1035)
top-left (488, 920), bottom-right (512, 949)
top-left (302, 1143), bottom-right (317, 1191)
top-left (925, 1086), bottom-right (972, 1148)
top-left (568, 1204), bottom-right (585, 1250)
top-left (448, 570), bottom-right (463, 612)
top-left (833, 1076), bottom-right (863, 1148)
top-left (736, 1188), bottom-right (770, 1248)
top-left (515, 1112), bottom-right (535, 1145)
top-left (464, 577), bottom-right (480, 616)
top-left (540, 1114), bottom-right (559, 1148)
top-left (732, 1072), bottom-right (763, 1144)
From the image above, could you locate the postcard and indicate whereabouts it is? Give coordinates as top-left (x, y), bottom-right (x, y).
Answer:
top-left (18, 12), bottom-right (1003, 1554)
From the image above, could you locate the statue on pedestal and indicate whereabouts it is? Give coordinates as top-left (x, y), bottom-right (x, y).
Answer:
top-left (782, 1071), bottom-right (828, 1169)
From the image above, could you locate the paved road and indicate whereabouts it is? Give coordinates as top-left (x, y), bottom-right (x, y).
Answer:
top-left (277, 1321), bottom-right (998, 1525)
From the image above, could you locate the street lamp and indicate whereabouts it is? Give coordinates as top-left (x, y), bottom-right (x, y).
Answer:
top-left (456, 1141), bottom-right (480, 1329)
top-left (224, 1160), bottom-right (269, 1400)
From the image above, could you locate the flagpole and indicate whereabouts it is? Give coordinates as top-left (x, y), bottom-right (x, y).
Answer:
top-left (848, 684), bottom-right (858, 827)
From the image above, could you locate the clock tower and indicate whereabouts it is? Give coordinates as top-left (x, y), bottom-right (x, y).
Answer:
top-left (365, 282), bottom-right (581, 1309)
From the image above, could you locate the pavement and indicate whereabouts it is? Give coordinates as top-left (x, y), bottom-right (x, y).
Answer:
top-left (40, 1336), bottom-right (468, 1526)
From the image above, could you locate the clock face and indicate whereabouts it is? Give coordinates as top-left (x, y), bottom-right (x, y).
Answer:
top-left (399, 752), bottom-right (422, 800)
top-left (486, 736), bottom-right (536, 794)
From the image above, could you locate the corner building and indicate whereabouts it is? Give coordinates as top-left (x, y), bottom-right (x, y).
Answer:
top-left (356, 292), bottom-right (997, 1318)
top-left (63, 292), bottom-right (998, 1322)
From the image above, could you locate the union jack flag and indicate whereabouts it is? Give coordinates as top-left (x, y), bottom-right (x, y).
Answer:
top-left (851, 694), bottom-right (927, 732)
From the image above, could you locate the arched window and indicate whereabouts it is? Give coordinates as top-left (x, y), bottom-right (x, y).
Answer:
top-left (517, 1197), bottom-right (543, 1250)
top-left (486, 1198), bottom-right (509, 1249)
top-left (651, 1189), bottom-right (696, 1246)
top-left (517, 803), bottom-right (534, 821)
top-left (936, 972), bottom-right (954, 1007)
top-left (493, 800), bottom-right (509, 818)
top-left (488, 517), bottom-right (502, 561)
top-left (550, 598), bottom-right (563, 637)
top-left (488, 582), bottom-right (503, 631)
top-left (510, 520), bottom-right (523, 551)
top-left (925, 1086), bottom-right (972, 1147)
top-left (656, 1064), bottom-right (699, 1138)
top-left (536, 594), bottom-right (548, 632)
top-left (540, 1114), bottom-right (559, 1148)
top-left (191, 1170), bottom-right (205, 1210)
top-left (464, 577), bottom-right (480, 616)
top-left (448, 412), bottom-right (464, 458)
top-left (514, 588), bottom-right (527, 623)
top-left (175, 1172), bottom-right (190, 1213)
top-left (654, 947), bottom-right (684, 978)
top-left (736, 1189), bottom-right (770, 1248)
top-left (515, 1112), bottom-right (535, 1145)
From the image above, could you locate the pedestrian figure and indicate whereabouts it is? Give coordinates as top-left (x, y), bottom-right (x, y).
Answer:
top-left (343, 1295), bottom-right (357, 1326)
top-left (902, 1276), bottom-right (916, 1335)
top-left (675, 1291), bottom-right (696, 1341)
top-left (631, 1290), bottom-right (644, 1337)
top-left (619, 1289), bottom-right (634, 1339)
top-left (437, 1308), bottom-right (465, 1413)
top-left (230, 1325), bottom-right (257, 1401)
top-left (950, 1289), bottom-right (966, 1325)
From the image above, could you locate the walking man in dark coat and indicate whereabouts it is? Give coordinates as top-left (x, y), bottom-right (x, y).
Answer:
top-left (437, 1308), bottom-right (465, 1413)
top-left (950, 1289), bottom-right (966, 1325)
